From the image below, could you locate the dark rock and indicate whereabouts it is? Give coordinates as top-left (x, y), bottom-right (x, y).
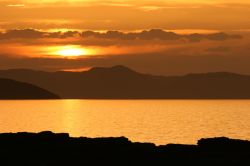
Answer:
top-left (0, 131), bottom-right (250, 165)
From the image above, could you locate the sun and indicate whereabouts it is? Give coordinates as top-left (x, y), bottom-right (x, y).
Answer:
top-left (45, 45), bottom-right (97, 58)
top-left (58, 48), bottom-right (85, 57)
top-left (55, 45), bottom-right (89, 57)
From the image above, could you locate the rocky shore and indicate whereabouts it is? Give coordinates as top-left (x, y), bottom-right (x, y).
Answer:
top-left (0, 131), bottom-right (250, 165)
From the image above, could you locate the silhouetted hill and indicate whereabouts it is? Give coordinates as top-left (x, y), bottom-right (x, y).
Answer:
top-left (0, 66), bottom-right (250, 99)
top-left (0, 131), bottom-right (250, 165)
top-left (88, 65), bottom-right (138, 76)
top-left (0, 78), bottom-right (59, 99)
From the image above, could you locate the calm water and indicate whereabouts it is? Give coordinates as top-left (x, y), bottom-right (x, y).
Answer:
top-left (0, 100), bottom-right (250, 145)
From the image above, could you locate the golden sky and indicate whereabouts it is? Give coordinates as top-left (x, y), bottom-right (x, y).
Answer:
top-left (1, 0), bottom-right (250, 30)
top-left (1, 0), bottom-right (250, 75)
top-left (0, 28), bottom-right (249, 75)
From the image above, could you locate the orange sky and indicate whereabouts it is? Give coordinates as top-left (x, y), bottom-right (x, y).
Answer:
top-left (1, 0), bottom-right (250, 30)
top-left (1, 1), bottom-right (250, 75)
top-left (0, 28), bottom-right (249, 75)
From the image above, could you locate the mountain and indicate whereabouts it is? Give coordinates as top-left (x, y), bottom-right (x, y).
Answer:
top-left (0, 78), bottom-right (60, 99)
top-left (0, 66), bottom-right (250, 99)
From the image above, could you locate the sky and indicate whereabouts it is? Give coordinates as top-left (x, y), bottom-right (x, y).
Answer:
top-left (1, 0), bottom-right (250, 75)
top-left (1, 0), bottom-right (250, 30)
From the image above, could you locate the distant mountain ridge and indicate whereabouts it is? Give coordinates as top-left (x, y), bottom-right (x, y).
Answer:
top-left (0, 78), bottom-right (59, 99)
top-left (0, 66), bottom-right (250, 99)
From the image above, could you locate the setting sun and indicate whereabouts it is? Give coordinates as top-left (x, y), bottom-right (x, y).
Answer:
top-left (56, 46), bottom-right (88, 57)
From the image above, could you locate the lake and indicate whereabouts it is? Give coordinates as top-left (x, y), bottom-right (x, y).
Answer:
top-left (0, 100), bottom-right (250, 145)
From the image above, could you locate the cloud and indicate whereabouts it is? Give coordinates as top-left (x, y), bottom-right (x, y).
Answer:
top-left (82, 29), bottom-right (243, 42)
top-left (1, 3), bottom-right (250, 30)
top-left (0, 29), bottom-right (44, 39)
top-left (138, 6), bottom-right (165, 11)
top-left (0, 29), bottom-right (81, 40)
top-left (186, 32), bottom-right (242, 42)
top-left (0, 29), bottom-right (241, 42)
top-left (82, 29), bottom-right (241, 42)
top-left (7, 4), bottom-right (25, 7)
top-left (206, 46), bottom-right (231, 53)
top-left (82, 29), bottom-right (181, 40)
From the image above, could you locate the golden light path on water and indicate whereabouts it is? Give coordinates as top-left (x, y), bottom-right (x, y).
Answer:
top-left (1, 100), bottom-right (250, 145)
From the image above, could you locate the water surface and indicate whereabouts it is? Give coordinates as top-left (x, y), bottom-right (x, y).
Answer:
top-left (0, 100), bottom-right (250, 145)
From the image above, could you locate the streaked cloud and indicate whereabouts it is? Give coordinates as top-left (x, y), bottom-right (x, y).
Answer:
top-left (1, 2), bottom-right (250, 31)
top-left (7, 4), bottom-right (25, 7)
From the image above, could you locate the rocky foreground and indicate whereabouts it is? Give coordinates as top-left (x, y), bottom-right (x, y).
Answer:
top-left (0, 131), bottom-right (250, 165)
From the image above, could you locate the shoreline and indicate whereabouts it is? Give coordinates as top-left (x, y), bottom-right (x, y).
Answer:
top-left (1, 131), bottom-right (250, 165)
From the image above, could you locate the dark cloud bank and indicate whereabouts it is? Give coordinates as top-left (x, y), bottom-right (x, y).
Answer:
top-left (0, 29), bottom-right (242, 41)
